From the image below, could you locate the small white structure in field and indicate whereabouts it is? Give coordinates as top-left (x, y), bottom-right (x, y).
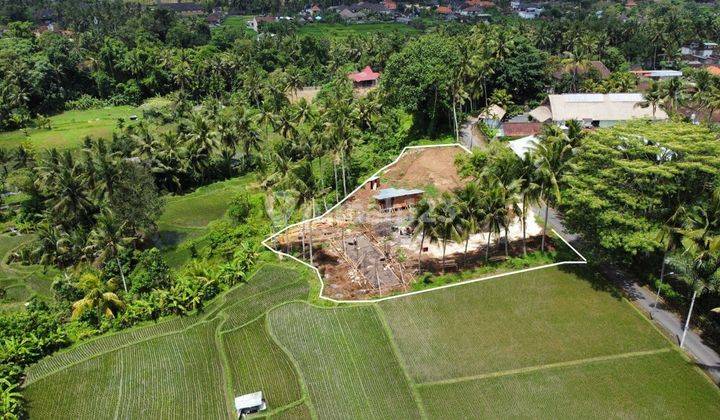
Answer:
top-left (234, 391), bottom-right (267, 417)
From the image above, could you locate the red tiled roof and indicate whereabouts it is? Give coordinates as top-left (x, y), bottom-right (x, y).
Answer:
top-left (436, 5), bottom-right (452, 14)
top-left (502, 122), bottom-right (543, 137)
top-left (383, 0), bottom-right (398, 10)
top-left (348, 66), bottom-right (380, 83)
top-left (466, 0), bottom-right (495, 7)
top-left (705, 65), bottom-right (720, 76)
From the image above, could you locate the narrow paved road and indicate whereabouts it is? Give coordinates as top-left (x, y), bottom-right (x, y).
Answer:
top-left (459, 116), bottom-right (483, 149)
top-left (543, 207), bottom-right (720, 384)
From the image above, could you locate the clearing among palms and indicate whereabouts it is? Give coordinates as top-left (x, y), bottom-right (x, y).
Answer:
top-left (268, 144), bottom-right (562, 300)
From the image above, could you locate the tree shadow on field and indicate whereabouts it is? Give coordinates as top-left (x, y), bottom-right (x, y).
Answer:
top-left (557, 261), bottom-right (625, 301)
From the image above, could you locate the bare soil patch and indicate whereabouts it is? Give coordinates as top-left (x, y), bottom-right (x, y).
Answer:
top-left (271, 145), bottom-right (551, 300)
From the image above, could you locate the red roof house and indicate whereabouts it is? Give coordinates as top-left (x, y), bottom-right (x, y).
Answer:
top-left (383, 0), bottom-right (398, 10)
top-left (501, 122), bottom-right (543, 137)
top-left (436, 5), bottom-right (453, 14)
top-left (348, 66), bottom-right (381, 88)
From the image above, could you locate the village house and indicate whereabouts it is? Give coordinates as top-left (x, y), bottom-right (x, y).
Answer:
top-left (154, 2), bottom-right (206, 16)
top-left (681, 42), bottom-right (719, 65)
top-left (247, 15), bottom-right (277, 32)
top-left (436, 5), bottom-right (453, 15)
top-left (529, 93), bottom-right (668, 128)
top-left (348, 66), bottom-right (381, 89)
top-left (478, 104), bottom-right (506, 129)
top-left (630, 69), bottom-right (683, 80)
top-left (501, 121), bottom-right (543, 137)
top-left (374, 188), bottom-right (424, 211)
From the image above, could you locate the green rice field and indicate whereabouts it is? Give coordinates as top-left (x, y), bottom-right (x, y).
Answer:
top-left (0, 106), bottom-right (139, 150)
top-left (22, 263), bottom-right (720, 418)
top-left (0, 233), bottom-right (58, 312)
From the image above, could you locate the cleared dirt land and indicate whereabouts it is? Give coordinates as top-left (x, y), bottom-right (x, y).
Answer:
top-left (273, 145), bottom-right (548, 300)
top-left (23, 263), bottom-right (720, 419)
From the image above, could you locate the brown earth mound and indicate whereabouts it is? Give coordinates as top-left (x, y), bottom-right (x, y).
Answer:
top-left (383, 146), bottom-right (464, 192)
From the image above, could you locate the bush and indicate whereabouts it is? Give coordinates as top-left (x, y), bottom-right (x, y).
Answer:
top-left (129, 248), bottom-right (173, 295)
top-left (65, 94), bottom-right (112, 111)
top-left (227, 192), bottom-right (252, 223)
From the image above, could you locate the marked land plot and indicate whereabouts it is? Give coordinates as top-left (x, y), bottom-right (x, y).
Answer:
top-left (379, 266), bottom-right (669, 383)
top-left (267, 302), bottom-right (421, 419)
top-left (418, 350), bottom-right (720, 419)
top-left (221, 317), bottom-right (302, 410)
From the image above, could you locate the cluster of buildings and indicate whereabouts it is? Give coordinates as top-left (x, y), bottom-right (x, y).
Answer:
top-left (297, 1), bottom-right (497, 23)
top-left (485, 92), bottom-right (669, 139)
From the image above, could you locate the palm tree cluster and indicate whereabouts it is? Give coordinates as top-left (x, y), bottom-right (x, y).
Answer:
top-left (658, 187), bottom-right (720, 348)
top-left (411, 125), bottom-right (578, 274)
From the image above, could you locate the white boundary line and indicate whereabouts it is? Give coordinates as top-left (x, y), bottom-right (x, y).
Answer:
top-left (261, 143), bottom-right (587, 304)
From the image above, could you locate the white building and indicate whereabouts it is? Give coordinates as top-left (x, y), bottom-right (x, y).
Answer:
top-left (529, 93), bottom-right (668, 128)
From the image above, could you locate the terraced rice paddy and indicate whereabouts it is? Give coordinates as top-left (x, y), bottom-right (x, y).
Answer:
top-left (268, 303), bottom-right (422, 419)
top-left (23, 264), bottom-right (720, 418)
top-left (0, 233), bottom-right (58, 312)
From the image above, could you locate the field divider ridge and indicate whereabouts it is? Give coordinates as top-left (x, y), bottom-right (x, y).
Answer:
top-left (264, 302), bottom-right (319, 419)
top-left (416, 347), bottom-right (672, 388)
top-left (24, 265), bottom-right (294, 386)
top-left (374, 304), bottom-right (429, 420)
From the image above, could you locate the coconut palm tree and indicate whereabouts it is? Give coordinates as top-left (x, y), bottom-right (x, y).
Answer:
top-left (86, 209), bottom-right (133, 293)
top-left (71, 272), bottom-right (125, 323)
top-left (637, 80), bottom-right (667, 119)
top-left (432, 194), bottom-right (463, 274)
top-left (535, 130), bottom-right (573, 252)
top-left (670, 193), bottom-right (720, 348)
top-left (410, 198), bottom-right (435, 272)
top-left (482, 177), bottom-right (507, 261)
top-left (499, 179), bottom-right (522, 257)
top-left (517, 151), bottom-right (541, 256)
top-left (455, 182), bottom-right (485, 256)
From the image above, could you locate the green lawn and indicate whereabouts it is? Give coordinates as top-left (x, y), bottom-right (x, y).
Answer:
top-left (0, 106), bottom-right (139, 150)
top-left (22, 261), bottom-right (720, 418)
top-left (297, 22), bottom-right (422, 39)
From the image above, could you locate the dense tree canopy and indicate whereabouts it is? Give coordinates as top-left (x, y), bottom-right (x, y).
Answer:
top-left (562, 121), bottom-right (720, 263)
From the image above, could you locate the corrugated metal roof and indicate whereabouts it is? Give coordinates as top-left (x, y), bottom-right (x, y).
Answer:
top-left (373, 188), bottom-right (424, 200)
top-left (547, 93), bottom-right (668, 121)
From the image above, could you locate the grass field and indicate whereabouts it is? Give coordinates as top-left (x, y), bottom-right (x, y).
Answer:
top-left (0, 106), bottom-right (139, 150)
top-left (297, 22), bottom-right (422, 39)
top-left (22, 261), bottom-right (720, 418)
top-left (418, 350), bottom-right (720, 419)
top-left (378, 266), bottom-right (668, 382)
top-left (0, 233), bottom-right (58, 312)
top-left (156, 175), bottom-right (258, 267)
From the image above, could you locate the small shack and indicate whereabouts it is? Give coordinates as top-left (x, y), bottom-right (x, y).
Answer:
top-left (374, 188), bottom-right (424, 211)
top-left (234, 391), bottom-right (267, 417)
top-left (366, 175), bottom-right (381, 191)
top-left (348, 66), bottom-right (380, 89)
